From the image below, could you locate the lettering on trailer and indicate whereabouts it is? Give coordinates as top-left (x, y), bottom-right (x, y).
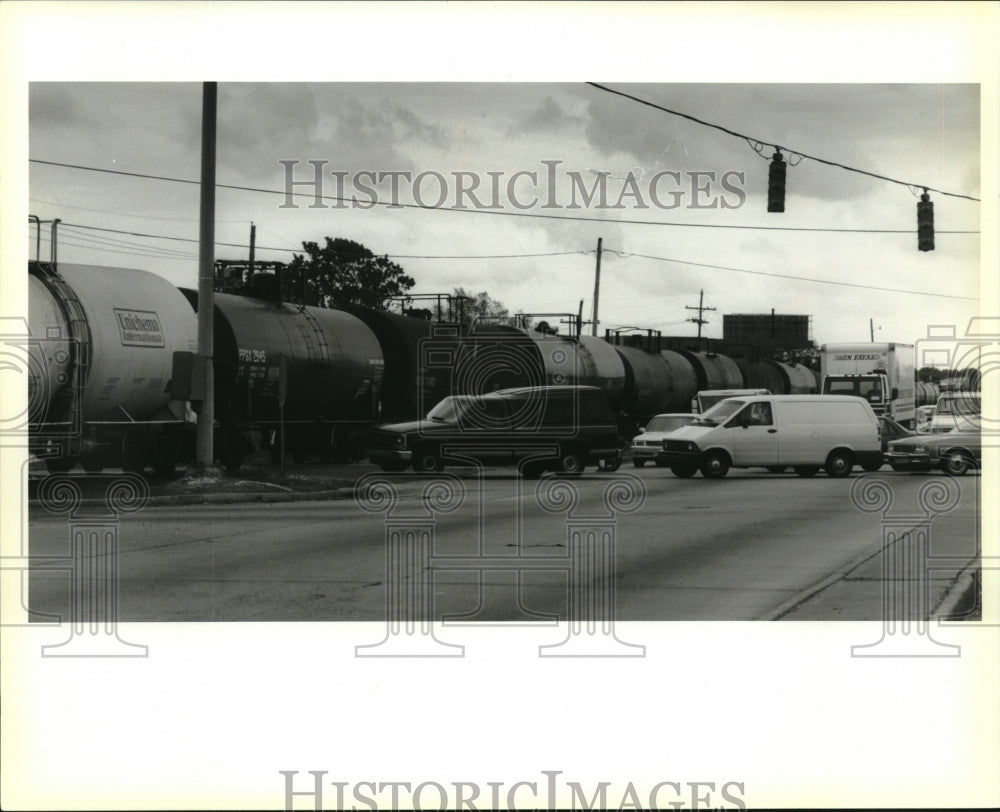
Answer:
top-left (114, 309), bottom-right (165, 348)
top-left (833, 353), bottom-right (886, 361)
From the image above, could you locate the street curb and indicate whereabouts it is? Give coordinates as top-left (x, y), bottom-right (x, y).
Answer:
top-left (933, 560), bottom-right (981, 621)
top-left (28, 486), bottom-right (362, 509)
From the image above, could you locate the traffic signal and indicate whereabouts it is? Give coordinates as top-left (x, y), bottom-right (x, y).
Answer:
top-left (917, 190), bottom-right (934, 251)
top-left (767, 149), bottom-right (786, 213)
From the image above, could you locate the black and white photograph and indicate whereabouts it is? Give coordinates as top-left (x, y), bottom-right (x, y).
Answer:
top-left (2, 2), bottom-right (998, 810)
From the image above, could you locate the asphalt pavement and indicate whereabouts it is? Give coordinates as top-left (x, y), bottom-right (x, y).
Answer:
top-left (26, 456), bottom-right (981, 623)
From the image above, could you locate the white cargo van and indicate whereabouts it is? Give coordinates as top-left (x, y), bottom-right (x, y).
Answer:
top-left (658, 394), bottom-right (882, 478)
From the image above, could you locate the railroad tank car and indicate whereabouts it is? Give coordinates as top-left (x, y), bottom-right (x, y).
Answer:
top-left (454, 324), bottom-right (626, 410)
top-left (181, 289), bottom-right (384, 466)
top-left (915, 381), bottom-right (940, 407)
top-left (678, 349), bottom-right (744, 392)
top-left (732, 358), bottom-right (774, 391)
top-left (340, 305), bottom-right (457, 423)
top-left (766, 360), bottom-right (818, 394)
top-left (28, 262), bottom-right (197, 473)
top-left (612, 346), bottom-right (699, 434)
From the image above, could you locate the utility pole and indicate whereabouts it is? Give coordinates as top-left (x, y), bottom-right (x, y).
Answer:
top-left (248, 221), bottom-right (256, 278)
top-left (590, 237), bottom-right (602, 337)
top-left (195, 82), bottom-right (217, 471)
top-left (870, 318), bottom-right (874, 342)
top-left (686, 289), bottom-right (715, 339)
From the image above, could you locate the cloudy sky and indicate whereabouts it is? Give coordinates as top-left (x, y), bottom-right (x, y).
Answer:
top-left (25, 79), bottom-right (983, 347)
top-left (3, 5), bottom-right (999, 808)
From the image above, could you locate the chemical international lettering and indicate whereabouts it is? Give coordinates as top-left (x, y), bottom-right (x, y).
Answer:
top-left (114, 309), bottom-right (165, 348)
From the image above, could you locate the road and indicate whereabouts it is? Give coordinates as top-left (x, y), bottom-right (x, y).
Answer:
top-left (25, 466), bottom-right (979, 623)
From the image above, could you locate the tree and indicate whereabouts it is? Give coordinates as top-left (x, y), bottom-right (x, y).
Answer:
top-left (288, 237), bottom-right (415, 310)
top-left (447, 287), bottom-right (510, 324)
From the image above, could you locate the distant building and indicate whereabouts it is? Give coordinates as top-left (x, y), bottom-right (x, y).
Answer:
top-left (723, 313), bottom-right (813, 350)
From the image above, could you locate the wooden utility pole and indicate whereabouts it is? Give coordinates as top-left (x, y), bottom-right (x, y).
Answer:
top-left (248, 221), bottom-right (256, 278)
top-left (590, 237), bottom-right (603, 337)
top-left (686, 289), bottom-right (716, 339)
top-left (195, 82), bottom-right (217, 470)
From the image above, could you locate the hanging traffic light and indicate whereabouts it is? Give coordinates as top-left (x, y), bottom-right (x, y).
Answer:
top-left (917, 190), bottom-right (934, 252)
top-left (767, 149), bottom-right (786, 213)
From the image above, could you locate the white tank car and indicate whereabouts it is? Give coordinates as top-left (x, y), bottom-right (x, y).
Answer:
top-left (29, 263), bottom-right (197, 472)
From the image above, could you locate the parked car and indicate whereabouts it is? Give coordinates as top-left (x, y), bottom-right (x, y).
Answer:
top-left (915, 405), bottom-right (936, 433)
top-left (630, 413), bottom-right (699, 467)
top-left (659, 394), bottom-right (882, 479)
top-left (877, 415), bottom-right (916, 452)
top-left (884, 430), bottom-right (981, 475)
top-left (862, 415), bottom-right (917, 472)
top-left (366, 385), bottom-right (624, 477)
top-left (928, 392), bottom-right (981, 433)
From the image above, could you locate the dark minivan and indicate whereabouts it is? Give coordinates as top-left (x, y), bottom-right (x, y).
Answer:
top-left (366, 385), bottom-right (624, 477)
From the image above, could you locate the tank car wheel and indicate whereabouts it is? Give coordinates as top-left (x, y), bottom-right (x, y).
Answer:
top-left (699, 450), bottom-right (730, 479)
top-left (219, 431), bottom-right (247, 474)
top-left (412, 447), bottom-right (444, 474)
top-left (633, 459), bottom-right (647, 468)
top-left (942, 451), bottom-right (972, 477)
top-left (824, 450), bottom-right (854, 478)
top-left (153, 442), bottom-right (178, 478)
top-left (44, 456), bottom-right (76, 474)
top-left (794, 466), bottom-right (820, 478)
top-left (121, 430), bottom-right (148, 474)
top-left (81, 455), bottom-right (105, 474)
top-left (558, 447), bottom-right (586, 476)
top-left (671, 463), bottom-right (698, 478)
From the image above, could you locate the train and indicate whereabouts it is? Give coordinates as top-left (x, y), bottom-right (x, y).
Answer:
top-left (25, 258), bottom-right (946, 475)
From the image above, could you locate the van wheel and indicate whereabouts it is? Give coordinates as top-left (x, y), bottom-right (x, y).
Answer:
top-left (699, 451), bottom-right (730, 479)
top-left (413, 447), bottom-right (444, 474)
top-left (520, 461), bottom-right (546, 479)
top-left (941, 451), bottom-right (972, 476)
top-left (671, 463), bottom-right (698, 478)
top-left (559, 448), bottom-right (586, 476)
top-left (601, 454), bottom-right (622, 472)
top-left (860, 460), bottom-right (883, 472)
top-left (825, 450), bottom-right (854, 478)
top-left (794, 466), bottom-right (819, 477)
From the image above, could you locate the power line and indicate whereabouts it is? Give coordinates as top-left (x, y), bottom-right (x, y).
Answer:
top-left (29, 159), bottom-right (980, 235)
top-left (51, 221), bottom-right (594, 261)
top-left (586, 82), bottom-right (981, 203)
top-left (604, 249), bottom-right (978, 301)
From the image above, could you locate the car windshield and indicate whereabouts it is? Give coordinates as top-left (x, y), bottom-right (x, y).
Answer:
top-left (645, 415), bottom-right (693, 433)
top-left (426, 396), bottom-right (476, 423)
top-left (695, 399), bottom-right (746, 426)
top-left (936, 395), bottom-right (981, 416)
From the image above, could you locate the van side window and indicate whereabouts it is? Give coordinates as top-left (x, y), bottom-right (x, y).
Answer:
top-left (541, 396), bottom-right (575, 426)
top-left (729, 402), bottom-right (773, 427)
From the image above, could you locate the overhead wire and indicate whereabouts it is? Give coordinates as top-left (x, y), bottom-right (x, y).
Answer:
top-left (586, 82), bottom-right (981, 203)
top-left (603, 248), bottom-right (978, 301)
top-left (28, 159), bottom-right (980, 235)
